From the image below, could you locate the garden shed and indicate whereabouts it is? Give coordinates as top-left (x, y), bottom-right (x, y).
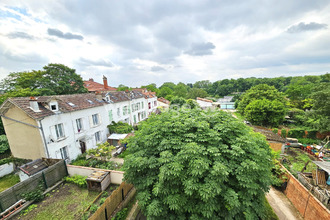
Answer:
top-left (86, 170), bottom-right (111, 192)
top-left (107, 133), bottom-right (128, 147)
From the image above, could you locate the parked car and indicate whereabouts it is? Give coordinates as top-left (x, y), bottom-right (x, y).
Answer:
top-left (285, 138), bottom-right (303, 148)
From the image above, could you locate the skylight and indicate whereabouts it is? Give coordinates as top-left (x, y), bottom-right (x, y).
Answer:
top-left (87, 99), bottom-right (94, 104)
top-left (67, 102), bottom-right (76, 107)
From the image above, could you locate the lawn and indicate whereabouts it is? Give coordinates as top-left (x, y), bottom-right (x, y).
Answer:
top-left (0, 173), bottom-right (20, 192)
top-left (14, 183), bottom-right (99, 220)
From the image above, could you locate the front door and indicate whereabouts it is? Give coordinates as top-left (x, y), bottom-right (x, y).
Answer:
top-left (80, 141), bottom-right (86, 154)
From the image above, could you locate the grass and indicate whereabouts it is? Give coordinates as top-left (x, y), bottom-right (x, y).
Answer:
top-left (0, 173), bottom-right (20, 192)
top-left (263, 196), bottom-right (279, 220)
top-left (15, 183), bottom-right (99, 220)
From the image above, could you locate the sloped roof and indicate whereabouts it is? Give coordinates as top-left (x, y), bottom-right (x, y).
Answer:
top-left (197, 97), bottom-right (213, 103)
top-left (19, 158), bottom-right (48, 176)
top-left (0, 93), bottom-right (108, 120)
top-left (157, 97), bottom-right (170, 104)
top-left (106, 91), bottom-right (145, 103)
top-left (83, 80), bottom-right (117, 92)
top-left (132, 88), bottom-right (156, 98)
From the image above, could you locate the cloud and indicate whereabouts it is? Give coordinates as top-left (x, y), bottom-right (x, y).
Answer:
top-left (78, 57), bottom-right (113, 67)
top-left (47, 28), bottom-right (83, 40)
top-left (185, 42), bottom-right (216, 56)
top-left (287, 22), bottom-right (328, 33)
top-left (6, 31), bottom-right (34, 39)
top-left (151, 66), bottom-right (165, 72)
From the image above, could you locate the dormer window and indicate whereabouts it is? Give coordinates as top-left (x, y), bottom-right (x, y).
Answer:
top-left (49, 100), bottom-right (59, 112)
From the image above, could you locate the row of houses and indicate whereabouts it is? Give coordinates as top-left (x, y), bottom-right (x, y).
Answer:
top-left (0, 85), bottom-right (160, 161)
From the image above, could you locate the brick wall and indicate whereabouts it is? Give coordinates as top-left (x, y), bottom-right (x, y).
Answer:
top-left (269, 142), bottom-right (283, 151)
top-left (281, 165), bottom-right (330, 219)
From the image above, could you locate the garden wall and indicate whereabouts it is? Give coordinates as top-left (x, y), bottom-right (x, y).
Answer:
top-left (0, 160), bottom-right (67, 212)
top-left (89, 181), bottom-right (134, 220)
top-left (66, 165), bottom-right (124, 184)
top-left (0, 163), bottom-right (14, 178)
top-left (268, 142), bottom-right (283, 151)
top-left (281, 165), bottom-right (330, 220)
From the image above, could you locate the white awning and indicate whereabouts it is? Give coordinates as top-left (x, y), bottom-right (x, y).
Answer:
top-left (108, 133), bottom-right (128, 140)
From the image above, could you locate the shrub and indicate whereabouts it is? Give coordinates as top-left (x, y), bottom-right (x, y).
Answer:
top-left (287, 128), bottom-right (305, 138)
top-left (64, 175), bottom-right (87, 188)
top-left (99, 197), bottom-right (106, 205)
top-left (298, 138), bottom-right (320, 145)
top-left (306, 130), bottom-right (318, 139)
top-left (89, 204), bottom-right (99, 213)
top-left (272, 128), bottom-right (278, 134)
top-left (112, 208), bottom-right (128, 220)
top-left (0, 135), bottom-right (9, 154)
top-left (108, 121), bottom-right (133, 134)
top-left (281, 129), bottom-right (287, 138)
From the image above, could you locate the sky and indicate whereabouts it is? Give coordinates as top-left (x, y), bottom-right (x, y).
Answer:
top-left (0, 0), bottom-right (330, 87)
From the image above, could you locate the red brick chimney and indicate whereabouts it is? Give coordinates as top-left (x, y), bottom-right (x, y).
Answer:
top-left (89, 78), bottom-right (94, 82)
top-left (103, 75), bottom-right (108, 89)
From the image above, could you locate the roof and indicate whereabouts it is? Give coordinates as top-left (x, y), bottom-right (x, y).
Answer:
top-left (86, 170), bottom-right (110, 182)
top-left (157, 97), bottom-right (170, 105)
top-left (19, 158), bottom-right (49, 176)
top-left (252, 126), bottom-right (285, 143)
top-left (132, 88), bottom-right (156, 99)
top-left (108, 133), bottom-right (128, 140)
top-left (0, 93), bottom-right (108, 120)
top-left (106, 91), bottom-right (145, 103)
top-left (312, 161), bottom-right (330, 174)
top-left (196, 97), bottom-right (213, 103)
top-left (83, 80), bottom-right (117, 92)
top-left (218, 96), bottom-right (234, 103)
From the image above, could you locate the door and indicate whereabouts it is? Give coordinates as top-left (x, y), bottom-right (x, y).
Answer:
top-left (80, 141), bottom-right (86, 154)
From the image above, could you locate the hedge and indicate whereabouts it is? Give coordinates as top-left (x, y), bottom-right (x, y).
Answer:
top-left (287, 128), bottom-right (305, 139)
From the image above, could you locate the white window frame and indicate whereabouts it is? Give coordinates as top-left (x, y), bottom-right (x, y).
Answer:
top-left (95, 131), bottom-right (101, 143)
top-left (60, 146), bottom-right (68, 159)
top-left (92, 114), bottom-right (100, 126)
top-left (55, 123), bottom-right (65, 139)
top-left (76, 118), bottom-right (83, 132)
top-left (117, 108), bottom-right (120, 116)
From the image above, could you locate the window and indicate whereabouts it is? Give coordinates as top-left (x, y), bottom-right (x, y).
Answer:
top-left (123, 106), bottom-right (128, 116)
top-left (131, 104), bottom-right (134, 112)
top-left (76, 118), bottom-right (83, 132)
top-left (55, 124), bottom-right (64, 139)
top-left (141, 102), bottom-right (144, 109)
top-left (154, 101), bottom-right (157, 106)
top-left (117, 108), bottom-right (120, 116)
top-left (148, 102), bottom-right (151, 109)
top-left (137, 103), bottom-right (140, 110)
top-left (108, 110), bottom-right (113, 122)
top-left (95, 131), bottom-right (101, 143)
top-left (134, 115), bottom-right (137, 124)
top-left (60, 146), bottom-right (68, 159)
top-left (51, 105), bottom-right (57, 110)
top-left (92, 114), bottom-right (99, 126)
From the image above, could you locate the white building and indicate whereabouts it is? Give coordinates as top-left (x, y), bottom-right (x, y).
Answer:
top-left (0, 91), bottom-right (153, 161)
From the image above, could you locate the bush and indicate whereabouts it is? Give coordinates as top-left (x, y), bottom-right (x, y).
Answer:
top-left (89, 204), bottom-right (99, 213)
top-left (281, 129), bottom-right (287, 138)
top-left (272, 128), bottom-right (278, 134)
top-left (287, 128), bottom-right (305, 138)
top-left (64, 175), bottom-right (87, 188)
top-left (112, 208), bottom-right (128, 220)
top-left (0, 135), bottom-right (9, 154)
top-left (108, 121), bottom-right (133, 134)
top-left (298, 138), bottom-right (320, 145)
top-left (306, 130), bottom-right (318, 139)
top-left (99, 197), bottom-right (106, 205)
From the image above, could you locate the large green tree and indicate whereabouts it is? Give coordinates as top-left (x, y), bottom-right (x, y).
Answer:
top-left (124, 109), bottom-right (273, 219)
top-left (0, 63), bottom-right (87, 95)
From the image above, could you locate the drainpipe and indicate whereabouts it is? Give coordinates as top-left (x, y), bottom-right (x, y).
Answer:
top-left (38, 120), bottom-right (50, 158)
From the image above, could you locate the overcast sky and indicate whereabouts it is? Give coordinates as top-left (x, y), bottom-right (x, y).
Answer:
top-left (1, 0), bottom-right (330, 87)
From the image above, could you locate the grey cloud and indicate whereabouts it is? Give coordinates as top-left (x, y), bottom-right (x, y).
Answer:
top-left (6, 32), bottom-right (34, 40)
top-left (47, 28), bottom-right (83, 40)
top-left (185, 42), bottom-right (216, 56)
top-left (287, 22), bottom-right (328, 33)
top-left (151, 66), bottom-right (165, 72)
top-left (79, 57), bottom-right (113, 67)
top-left (3, 50), bottom-right (48, 63)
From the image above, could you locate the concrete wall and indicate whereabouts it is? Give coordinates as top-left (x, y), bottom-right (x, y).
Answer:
top-left (2, 105), bottom-right (45, 160)
top-left (281, 165), bottom-right (330, 220)
top-left (67, 165), bottom-right (124, 184)
top-left (0, 163), bottom-right (14, 178)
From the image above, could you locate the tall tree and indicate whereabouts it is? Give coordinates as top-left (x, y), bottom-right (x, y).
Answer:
top-left (124, 109), bottom-right (273, 219)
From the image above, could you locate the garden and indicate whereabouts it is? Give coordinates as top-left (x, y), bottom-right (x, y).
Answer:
top-left (0, 173), bottom-right (20, 192)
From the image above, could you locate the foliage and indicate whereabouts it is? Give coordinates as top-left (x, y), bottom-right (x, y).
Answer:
top-left (262, 196), bottom-right (279, 220)
top-left (123, 108), bottom-right (273, 219)
top-left (71, 157), bottom-right (121, 170)
top-left (64, 175), bottom-right (87, 188)
top-left (0, 173), bottom-right (20, 192)
top-left (281, 129), bottom-right (287, 138)
top-left (117, 149), bottom-right (131, 159)
top-left (287, 128), bottom-right (305, 139)
top-left (89, 204), bottom-right (99, 213)
top-left (306, 130), bottom-right (318, 139)
top-left (170, 96), bottom-right (186, 107)
top-left (297, 138), bottom-right (320, 145)
top-left (272, 128), bottom-right (278, 134)
top-left (245, 99), bottom-right (286, 127)
top-left (112, 208), bottom-right (128, 220)
top-left (21, 184), bottom-right (44, 202)
top-left (186, 88), bottom-right (208, 99)
top-left (108, 121), bottom-right (133, 134)
top-left (0, 135), bottom-right (9, 154)
top-left (22, 204), bottom-right (38, 216)
top-left (271, 163), bottom-right (288, 187)
top-left (99, 197), bottom-right (106, 205)
top-left (86, 142), bottom-right (115, 160)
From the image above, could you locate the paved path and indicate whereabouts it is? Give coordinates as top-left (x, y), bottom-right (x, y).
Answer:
top-left (266, 187), bottom-right (303, 220)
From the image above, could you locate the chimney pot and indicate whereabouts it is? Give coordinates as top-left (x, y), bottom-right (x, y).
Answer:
top-left (89, 78), bottom-right (94, 82)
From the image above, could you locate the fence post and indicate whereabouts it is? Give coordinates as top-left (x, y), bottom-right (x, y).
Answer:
top-left (42, 172), bottom-right (48, 189)
top-left (121, 188), bottom-right (124, 201)
top-left (105, 208), bottom-right (108, 220)
top-left (64, 160), bottom-right (69, 176)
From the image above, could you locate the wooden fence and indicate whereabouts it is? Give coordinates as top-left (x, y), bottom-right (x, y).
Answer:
top-left (89, 182), bottom-right (133, 220)
top-left (0, 160), bottom-right (67, 212)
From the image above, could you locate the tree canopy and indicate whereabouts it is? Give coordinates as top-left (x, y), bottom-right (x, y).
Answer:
top-left (124, 109), bottom-right (273, 219)
top-left (0, 63), bottom-right (87, 96)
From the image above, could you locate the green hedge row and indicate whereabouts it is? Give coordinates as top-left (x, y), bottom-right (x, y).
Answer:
top-left (287, 129), bottom-right (319, 139)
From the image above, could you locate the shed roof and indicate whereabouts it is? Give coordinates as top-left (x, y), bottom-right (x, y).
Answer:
top-left (19, 158), bottom-right (48, 176)
top-left (108, 133), bottom-right (128, 140)
top-left (312, 161), bottom-right (330, 174)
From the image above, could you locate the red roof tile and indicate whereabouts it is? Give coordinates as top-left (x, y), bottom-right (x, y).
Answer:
top-left (83, 80), bottom-right (117, 92)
